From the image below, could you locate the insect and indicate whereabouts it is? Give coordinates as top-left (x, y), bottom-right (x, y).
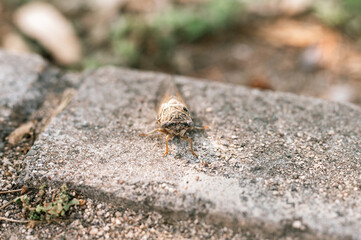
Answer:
top-left (140, 78), bottom-right (207, 158)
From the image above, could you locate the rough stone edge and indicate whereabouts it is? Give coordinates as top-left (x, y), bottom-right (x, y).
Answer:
top-left (22, 176), bottom-right (342, 240)
top-left (108, 66), bottom-right (361, 108)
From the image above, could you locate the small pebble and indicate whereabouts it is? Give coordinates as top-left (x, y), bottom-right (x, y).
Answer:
top-left (89, 228), bottom-right (98, 235)
top-left (292, 220), bottom-right (302, 229)
top-left (27, 150), bottom-right (37, 156)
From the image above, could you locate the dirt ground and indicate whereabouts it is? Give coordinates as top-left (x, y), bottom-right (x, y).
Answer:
top-left (169, 17), bottom-right (361, 106)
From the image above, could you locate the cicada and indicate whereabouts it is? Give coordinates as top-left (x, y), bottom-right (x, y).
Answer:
top-left (140, 78), bottom-right (207, 158)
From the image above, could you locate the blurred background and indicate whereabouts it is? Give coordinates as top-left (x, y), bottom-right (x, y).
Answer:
top-left (1, 0), bottom-right (361, 105)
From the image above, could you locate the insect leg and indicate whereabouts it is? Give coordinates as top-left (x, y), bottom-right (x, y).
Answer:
top-left (194, 125), bottom-right (209, 130)
top-left (163, 134), bottom-right (172, 157)
top-left (182, 136), bottom-right (198, 158)
top-left (139, 128), bottom-right (167, 136)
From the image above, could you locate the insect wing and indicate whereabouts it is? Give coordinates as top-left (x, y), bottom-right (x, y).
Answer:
top-left (156, 77), bottom-right (187, 113)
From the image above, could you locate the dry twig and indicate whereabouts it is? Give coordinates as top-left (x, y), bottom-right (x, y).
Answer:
top-left (0, 189), bottom-right (23, 194)
top-left (0, 217), bottom-right (29, 223)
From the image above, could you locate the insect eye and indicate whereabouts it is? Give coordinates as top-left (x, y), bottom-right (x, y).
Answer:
top-left (161, 121), bottom-right (171, 128)
top-left (183, 121), bottom-right (193, 127)
top-left (182, 107), bottom-right (189, 113)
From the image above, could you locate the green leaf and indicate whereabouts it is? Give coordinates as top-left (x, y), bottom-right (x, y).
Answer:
top-left (36, 205), bottom-right (44, 213)
top-left (68, 198), bottom-right (80, 206)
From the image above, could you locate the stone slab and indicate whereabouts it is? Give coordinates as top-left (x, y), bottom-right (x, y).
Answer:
top-left (23, 67), bottom-right (361, 239)
top-left (0, 50), bottom-right (47, 146)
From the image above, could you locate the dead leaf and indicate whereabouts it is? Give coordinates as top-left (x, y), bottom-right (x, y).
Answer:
top-left (2, 32), bottom-right (31, 53)
top-left (196, 66), bottom-right (225, 82)
top-left (41, 88), bottom-right (76, 132)
top-left (14, 2), bottom-right (82, 65)
top-left (258, 19), bottom-right (342, 71)
top-left (21, 186), bottom-right (29, 194)
top-left (257, 19), bottom-right (341, 48)
top-left (248, 75), bottom-right (273, 90)
top-left (8, 121), bottom-right (34, 145)
top-left (79, 199), bottom-right (86, 206)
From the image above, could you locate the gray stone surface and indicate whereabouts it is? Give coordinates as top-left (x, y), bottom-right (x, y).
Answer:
top-left (0, 50), bottom-right (82, 149)
top-left (0, 51), bottom-right (47, 145)
top-left (0, 51), bottom-right (46, 113)
top-left (23, 67), bottom-right (361, 239)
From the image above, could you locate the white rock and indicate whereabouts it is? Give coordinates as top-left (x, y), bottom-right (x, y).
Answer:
top-left (89, 228), bottom-right (98, 235)
top-left (14, 2), bottom-right (82, 65)
top-left (292, 220), bottom-right (303, 229)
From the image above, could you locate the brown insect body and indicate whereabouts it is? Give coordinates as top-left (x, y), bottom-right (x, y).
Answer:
top-left (140, 79), bottom-right (204, 158)
top-left (157, 83), bottom-right (194, 137)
